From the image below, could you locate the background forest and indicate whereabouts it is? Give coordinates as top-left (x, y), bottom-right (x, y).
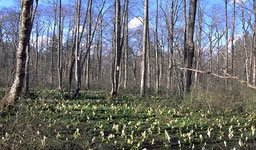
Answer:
top-left (0, 0), bottom-right (256, 149)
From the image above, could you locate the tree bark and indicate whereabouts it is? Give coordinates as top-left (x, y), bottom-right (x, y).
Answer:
top-left (24, 44), bottom-right (30, 96)
top-left (184, 0), bottom-right (197, 94)
top-left (124, 0), bottom-right (129, 89)
top-left (85, 0), bottom-right (92, 90)
top-left (253, 0), bottom-right (256, 86)
top-left (241, 1), bottom-right (250, 83)
top-left (155, 0), bottom-right (159, 94)
top-left (51, 3), bottom-right (57, 87)
top-left (111, 0), bottom-right (122, 97)
top-left (231, 0), bottom-right (235, 76)
top-left (225, 0), bottom-right (229, 85)
top-left (57, 0), bottom-right (63, 90)
top-left (194, 0), bottom-right (202, 84)
top-left (74, 0), bottom-right (82, 97)
top-left (24, 0), bottom-right (38, 96)
top-left (1, 0), bottom-right (36, 108)
top-left (140, 0), bottom-right (148, 97)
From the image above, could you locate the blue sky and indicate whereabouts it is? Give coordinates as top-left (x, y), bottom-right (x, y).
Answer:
top-left (0, 0), bottom-right (14, 8)
top-left (0, 0), bottom-right (226, 8)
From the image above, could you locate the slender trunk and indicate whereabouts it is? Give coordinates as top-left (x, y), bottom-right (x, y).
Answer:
top-left (85, 53), bottom-right (90, 90)
top-left (24, 44), bottom-right (30, 96)
top-left (242, 2), bottom-right (250, 83)
top-left (253, 0), bottom-right (256, 85)
top-left (225, 0), bottom-right (229, 84)
top-left (140, 0), bottom-right (148, 97)
top-left (133, 56), bottom-right (137, 83)
top-left (85, 0), bottom-right (92, 90)
top-left (184, 0), bottom-right (197, 94)
top-left (159, 34), bottom-right (163, 85)
top-left (194, 0), bottom-right (201, 84)
top-left (57, 0), bottom-right (63, 90)
top-left (183, 0), bottom-right (187, 93)
top-left (111, 0), bottom-right (122, 96)
top-left (155, 0), bottom-right (159, 94)
top-left (208, 27), bottom-right (213, 83)
top-left (68, 26), bottom-right (76, 91)
top-left (51, 4), bottom-right (57, 87)
top-left (167, 0), bottom-right (174, 91)
top-left (124, 0), bottom-right (129, 89)
top-left (74, 0), bottom-right (81, 97)
top-left (35, 21), bottom-right (39, 84)
top-left (231, 0), bottom-right (235, 76)
top-left (97, 16), bottom-right (103, 81)
top-left (147, 27), bottom-right (151, 89)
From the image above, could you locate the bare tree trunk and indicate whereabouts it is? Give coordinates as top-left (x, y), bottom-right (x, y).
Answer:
top-left (68, 25), bottom-right (76, 91)
top-left (51, 3), bottom-right (57, 87)
top-left (124, 0), bottom-right (129, 89)
top-left (1, 0), bottom-right (36, 108)
top-left (85, 0), bottom-right (92, 90)
top-left (24, 44), bottom-right (30, 96)
top-left (194, 0), bottom-right (202, 84)
top-left (140, 0), bottom-right (148, 97)
top-left (184, 0), bottom-right (197, 94)
top-left (57, 0), bottom-right (63, 90)
top-left (97, 15), bottom-right (103, 82)
top-left (231, 0), bottom-right (235, 76)
top-left (242, 1), bottom-right (250, 83)
top-left (35, 21), bottom-right (39, 84)
top-left (85, 53), bottom-right (90, 90)
top-left (111, 0), bottom-right (122, 97)
top-left (167, 0), bottom-right (174, 91)
top-left (159, 33), bottom-right (163, 85)
top-left (155, 0), bottom-right (159, 94)
top-left (147, 27), bottom-right (151, 89)
top-left (74, 0), bottom-right (82, 97)
top-left (208, 26), bottom-right (213, 83)
top-left (183, 0), bottom-right (187, 94)
top-left (24, 0), bottom-right (39, 95)
top-left (253, 0), bottom-right (256, 85)
top-left (225, 0), bottom-right (229, 84)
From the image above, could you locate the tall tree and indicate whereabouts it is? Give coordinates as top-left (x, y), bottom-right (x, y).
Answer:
top-left (231, 0), bottom-right (236, 76)
top-left (123, 0), bottom-right (129, 89)
top-left (85, 0), bottom-right (93, 90)
top-left (241, 0), bottom-right (250, 83)
top-left (111, 0), bottom-right (122, 96)
top-left (1, 0), bottom-right (37, 108)
top-left (140, 0), bottom-right (148, 97)
top-left (194, 0), bottom-right (202, 84)
top-left (74, 0), bottom-right (82, 97)
top-left (167, 0), bottom-right (174, 91)
top-left (184, 0), bottom-right (197, 93)
top-left (253, 0), bottom-right (256, 85)
top-left (24, 0), bottom-right (38, 96)
top-left (225, 0), bottom-right (229, 84)
top-left (57, 0), bottom-right (63, 90)
top-left (155, 0), bottom-right (159, 94)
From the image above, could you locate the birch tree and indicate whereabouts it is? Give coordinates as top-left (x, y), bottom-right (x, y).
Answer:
top-left (1, 0), bottom-right (37, 108)
top-left (140, 0), bottom-right (148, 97)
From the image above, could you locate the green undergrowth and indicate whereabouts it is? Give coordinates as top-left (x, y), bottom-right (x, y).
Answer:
top-left (0, 90), bottom-right (256, 149)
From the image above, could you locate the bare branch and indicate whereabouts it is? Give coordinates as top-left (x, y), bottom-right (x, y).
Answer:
top-left (179, 68), bottom-right (256, 89)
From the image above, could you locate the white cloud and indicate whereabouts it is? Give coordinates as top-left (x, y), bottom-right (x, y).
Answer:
top-left (128, 17), bottom-right (143, 29)
top-left (228, 34), bottom-right (242, 49)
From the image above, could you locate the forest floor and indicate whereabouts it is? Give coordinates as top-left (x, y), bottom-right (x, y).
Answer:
top-left (0, 90), bottom-right (256, 150)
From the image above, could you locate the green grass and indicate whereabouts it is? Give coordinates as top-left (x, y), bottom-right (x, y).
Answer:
top-left (0, 90), bottom-right (256, 149)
